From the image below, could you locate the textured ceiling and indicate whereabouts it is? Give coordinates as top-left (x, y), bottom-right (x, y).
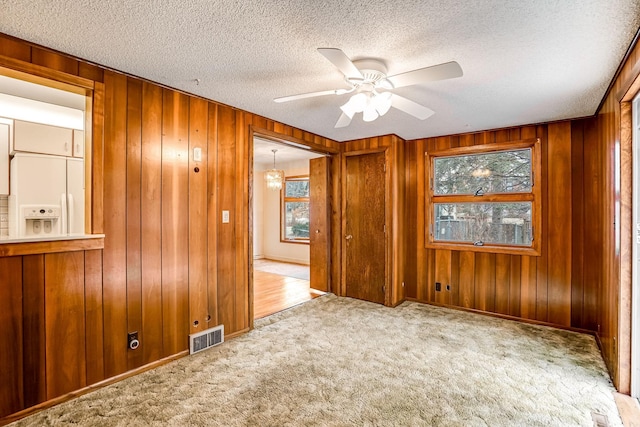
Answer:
top-left (1, 1), bottom-right (639, 142)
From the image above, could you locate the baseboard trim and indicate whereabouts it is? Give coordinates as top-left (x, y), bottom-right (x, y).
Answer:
top-left (260, 256), bottom-right (310, 266)
top-left (404, 297), bottom-right (597, 336)
top-left (0, 350), bottom-right (189, 426)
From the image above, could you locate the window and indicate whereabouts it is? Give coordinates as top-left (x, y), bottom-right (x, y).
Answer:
top-left (426, 138), bottom-right (541, 255)
top-left (281, 175), bottom-right (310, 243)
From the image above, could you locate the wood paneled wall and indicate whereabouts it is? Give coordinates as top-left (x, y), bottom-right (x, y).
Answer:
top-left (404, 124), bottom-right (594, 329)
top-left (0, 34), bottom-right (340, 420)
top-left (0, 250), bottom-right (103, 417)
top-left (592, 37), bottom-right (640, 393)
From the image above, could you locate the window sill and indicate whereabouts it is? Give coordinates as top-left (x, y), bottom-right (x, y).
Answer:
top-left (280, 239), bottom-right (310, 245)
top-left (425, 241), bottom-right (541, 256)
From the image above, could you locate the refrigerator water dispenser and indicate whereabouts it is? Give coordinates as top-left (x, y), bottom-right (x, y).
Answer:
top-left (21, 205), bottom-right (61, 236)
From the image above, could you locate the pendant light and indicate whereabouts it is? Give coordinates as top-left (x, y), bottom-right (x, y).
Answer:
top-left (265, 149), bottom-right (285, 190)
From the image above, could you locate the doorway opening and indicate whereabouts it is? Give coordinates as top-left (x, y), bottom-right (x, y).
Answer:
top-left (252, 135), bottom-right (329, 319)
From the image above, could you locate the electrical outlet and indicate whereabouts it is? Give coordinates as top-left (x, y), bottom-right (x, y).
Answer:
top-left (222, 210), bottom-right (230, 223)
top-left (435, 282), bottom-right (441, 292)
top-left (128, 331), bottom-right (140, 350)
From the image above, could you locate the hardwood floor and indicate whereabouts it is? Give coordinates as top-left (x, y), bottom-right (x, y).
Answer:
top-left (253, 267), bottom-right (324, 319)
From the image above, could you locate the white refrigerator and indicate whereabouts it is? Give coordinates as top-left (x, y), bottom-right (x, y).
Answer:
top-left (9, 152), bottom-right (84, 237)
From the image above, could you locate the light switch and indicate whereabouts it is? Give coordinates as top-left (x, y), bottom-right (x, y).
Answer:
top-left (222, 210), bottom-right (230, 223)
top-left (194, 147), bottom-right (202, 162)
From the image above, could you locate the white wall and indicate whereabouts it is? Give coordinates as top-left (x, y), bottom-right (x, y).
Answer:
top-left (254, 159), bottom-right (310, 265)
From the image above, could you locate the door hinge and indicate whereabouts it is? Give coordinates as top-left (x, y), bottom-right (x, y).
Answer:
top-left (383, 224), bottom-right (386, 233)
top-left (382, 285), bottom-right (386, 293)
top-left (383, 163), bottom-right (386, 172)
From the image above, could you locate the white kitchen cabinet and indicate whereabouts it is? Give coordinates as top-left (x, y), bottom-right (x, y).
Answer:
top-left (0, 122), bottom-right (9, 195)
top-left (72, 129), bottom-right (84, 158)
top-left (13, 119), bottom-right (73, 157)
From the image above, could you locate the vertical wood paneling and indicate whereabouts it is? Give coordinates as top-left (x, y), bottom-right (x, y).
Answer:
top-left (0, 257), bottom-right (23, 417)
top-left (508, 256), bottom-right (521, 317)
top-left (571, 121), bottom-right (585, 327)
top-left (126, 78), bottom-right (143, 369)
top-left (235, 111), bottom-right (249, 331)
top-left (84, 250), bottom-right (104, 386)
top-left (405, 142), bottom-right (417, 298)
top-left (547, 122), bottom-right (572, 326)
top-left (494, 254), bottom-right (510, 315)
top-left (216, 105), bottom-right (237, 332)
top-left (188, 97), bottom-right (209, 335)
top-left (140, 82), bottom-right (164, 364)
top-left (458, 252), bottom-right (475, 308)
top-left (474, 253), bottom-right (495, 311)
top-left (21, 255), bottom-right (45, 408)
top-left (91, 82), bottom-right (105, 234)
top-left (44, 252), bottom-right (86, 399)
top-left (535, 125), bottom-right (549, 322)
top-left (435, 250), bottom-right (451, 304)
top-left (161, 90), bottom-right (190, 356)
top-left (207, 103), bottom-right (220, 326)
top-left (102, 71), bottom-right (128, 378)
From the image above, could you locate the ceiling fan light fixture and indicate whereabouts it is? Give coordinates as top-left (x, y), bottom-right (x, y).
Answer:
top-left (363, 104), bottom-right (379, 122)
top-left (373, 92), bottom-right (393, 116)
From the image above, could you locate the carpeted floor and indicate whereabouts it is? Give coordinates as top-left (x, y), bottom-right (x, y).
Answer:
top-left (253, 258), bottom-right (310, 280)
top-left (11, 294), bottom-right (621, 426)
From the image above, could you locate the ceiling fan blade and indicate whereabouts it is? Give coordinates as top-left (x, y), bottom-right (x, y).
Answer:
top-left (274, 89), bottom-right (340, 103)
top-left (390, 94), bottom-right (435, 120)
top-left (387, 61), bottom-right (463, 88)
top-left (318, 48), bottom-right (363, 80)
top-left (335, 112), bottom-right (352, 128)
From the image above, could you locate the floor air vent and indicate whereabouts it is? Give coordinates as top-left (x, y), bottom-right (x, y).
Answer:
top-left (591, 412), bottom-right (610, 427)
top-left (189, 325), bottom-right (224, 354)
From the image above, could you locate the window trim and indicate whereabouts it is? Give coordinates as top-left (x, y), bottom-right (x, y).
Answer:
top-left (425, 138), bottom-right (542, 256)
top-left (280, 174), bottom-right (310, 244)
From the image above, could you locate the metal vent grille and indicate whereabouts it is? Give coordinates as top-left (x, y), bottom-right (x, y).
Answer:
top-left (189, 325), bottom-right (224, 355)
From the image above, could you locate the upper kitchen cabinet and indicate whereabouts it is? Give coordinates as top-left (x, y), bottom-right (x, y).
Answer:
top-left (13, 120), bottom-right (74, 156)
top-left (0, 120), bottom-right (9, 195)
top-left (73, 129), bottom-right (84, 158)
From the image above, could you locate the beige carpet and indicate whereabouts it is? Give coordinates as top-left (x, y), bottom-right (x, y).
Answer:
top-left (254, 258), bottom-right (310, 280)
top-left (12, 294), bottom-right (621, 426)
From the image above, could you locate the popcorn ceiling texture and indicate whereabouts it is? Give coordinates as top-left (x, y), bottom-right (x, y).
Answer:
top-left (0, 1), bottom-right (639, 141)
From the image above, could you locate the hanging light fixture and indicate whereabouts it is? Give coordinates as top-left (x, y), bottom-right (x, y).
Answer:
top-left (264, 149), bottom-right (285, 190)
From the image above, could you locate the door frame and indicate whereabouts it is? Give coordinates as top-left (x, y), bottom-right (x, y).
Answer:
top-left (341, 147), bottom-right (391, 305)
top-left (247, 126), bottom-right (340, 327)
top-left (632, 93), bottom-right (640, 398)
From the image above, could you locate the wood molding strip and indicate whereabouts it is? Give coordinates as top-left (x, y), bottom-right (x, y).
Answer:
top-left (0, 237), bottom-right (104, 257)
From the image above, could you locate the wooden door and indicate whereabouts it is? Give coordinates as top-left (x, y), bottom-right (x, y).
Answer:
top-left (344, 151), bottom-right (386, 304)
top-left (309, 156), bottom-right (329, 292)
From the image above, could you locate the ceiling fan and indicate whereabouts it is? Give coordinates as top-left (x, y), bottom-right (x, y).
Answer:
top-left (274, 48), bottom-right (463, 128)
